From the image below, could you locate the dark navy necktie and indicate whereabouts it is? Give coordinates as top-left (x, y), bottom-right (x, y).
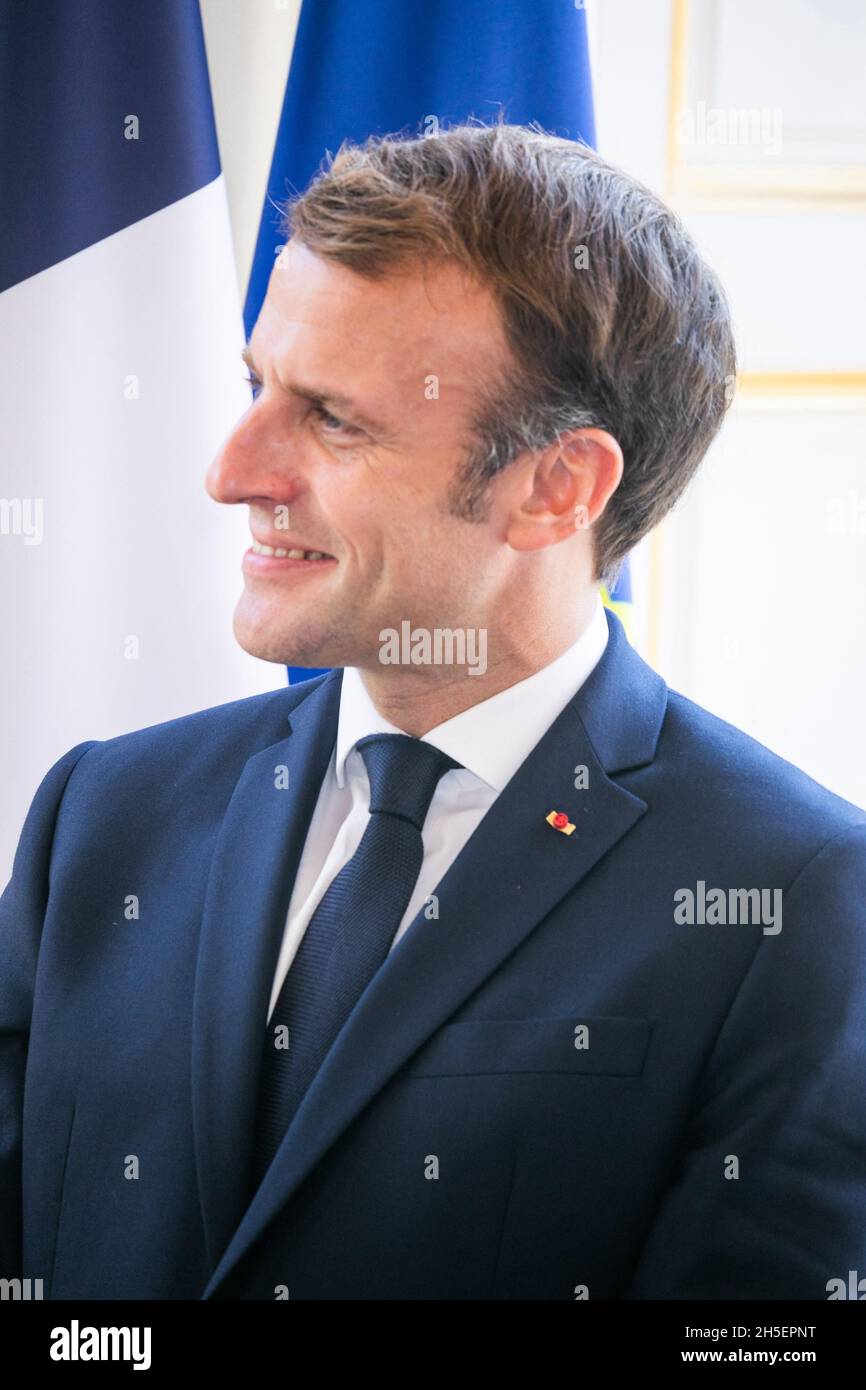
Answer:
top-left (250, 732), bottom-right (462, 1191)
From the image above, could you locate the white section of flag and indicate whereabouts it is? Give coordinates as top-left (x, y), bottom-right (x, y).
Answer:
top-left (0, 174), bottom-right (283, 882)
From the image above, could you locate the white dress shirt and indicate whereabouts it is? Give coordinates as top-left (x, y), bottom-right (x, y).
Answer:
top-left (267, 592), bottom-right (609, 1021)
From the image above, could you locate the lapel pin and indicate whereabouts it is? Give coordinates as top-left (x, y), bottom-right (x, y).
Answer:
top-left (546, 810), bottom-right (576, 836)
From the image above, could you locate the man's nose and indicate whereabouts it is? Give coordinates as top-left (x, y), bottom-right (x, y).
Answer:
top-left (205, 398), bottom-right (297, 506)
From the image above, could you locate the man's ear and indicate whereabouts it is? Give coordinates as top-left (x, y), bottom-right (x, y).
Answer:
top-left (505, 428), bottom-right (624, 553)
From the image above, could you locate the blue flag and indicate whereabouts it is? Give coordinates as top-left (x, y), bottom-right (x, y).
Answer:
top-left (0, 0), bottom-right (220, 293)
top-left (244, 0), bottom-right (632, 682)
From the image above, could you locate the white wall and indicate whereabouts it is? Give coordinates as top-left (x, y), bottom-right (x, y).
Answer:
top-left (201, 0), bottom-right (302, 295)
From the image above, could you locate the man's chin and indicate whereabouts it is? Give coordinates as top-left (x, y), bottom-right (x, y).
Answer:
top-left (232, 602), bottom-right (356, 668)
top-left (231, 614), bottom-right (315, 668)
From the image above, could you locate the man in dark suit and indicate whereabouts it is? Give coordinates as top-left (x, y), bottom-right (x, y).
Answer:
top-left (2, 124), bottom-right (865, 1300)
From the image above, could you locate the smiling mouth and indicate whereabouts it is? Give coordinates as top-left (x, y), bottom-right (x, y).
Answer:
top-left (250, 541), bottom-right (334, 560)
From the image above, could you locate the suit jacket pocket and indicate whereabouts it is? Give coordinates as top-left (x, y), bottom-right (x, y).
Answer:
top-left (404, 1015), bottom-right (654, 1078)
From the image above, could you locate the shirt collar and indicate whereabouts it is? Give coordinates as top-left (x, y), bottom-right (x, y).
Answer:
top-left (334, 591), bottom-right (609, 793)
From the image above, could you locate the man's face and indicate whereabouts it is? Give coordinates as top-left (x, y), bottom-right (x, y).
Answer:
top-left (207, 240), bottom-right (513, 671)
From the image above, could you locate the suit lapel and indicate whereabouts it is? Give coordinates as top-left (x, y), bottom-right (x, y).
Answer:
top-left (202, 610), bottom-right (668, 1297)
top-left (191, 669), bottom-right (343, 1273)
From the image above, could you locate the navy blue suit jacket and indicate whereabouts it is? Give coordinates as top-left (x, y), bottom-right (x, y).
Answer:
top-left (2, 607), bottom-right (865, 1300)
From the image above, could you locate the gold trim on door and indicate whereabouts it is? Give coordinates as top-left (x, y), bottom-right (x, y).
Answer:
top-left (667, 0), bottom-right (866, 210)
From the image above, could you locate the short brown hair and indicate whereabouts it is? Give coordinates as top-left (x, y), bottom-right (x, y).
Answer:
top-left (283, 120), bottom-right (737, 588)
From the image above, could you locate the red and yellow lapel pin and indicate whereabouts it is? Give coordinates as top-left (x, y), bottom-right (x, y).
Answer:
top-left (546, 810), bottom-right (576, 836)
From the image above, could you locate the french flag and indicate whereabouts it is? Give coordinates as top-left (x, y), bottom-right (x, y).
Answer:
top-left (0, 0), bottom-right (277, 879)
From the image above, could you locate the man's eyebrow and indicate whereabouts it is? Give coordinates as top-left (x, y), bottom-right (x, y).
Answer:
top-left (240, 344), bottom-right (392, 436)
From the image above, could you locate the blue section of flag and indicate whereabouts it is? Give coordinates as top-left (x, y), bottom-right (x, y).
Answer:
top-left (243, 0), bottom-right (632, 682)
top-left (244, 0), bottom-right (596, 338)
top-left (609, 562), bottom-right (632, 604)
top-left (0, 0), bottom-right (220, 293)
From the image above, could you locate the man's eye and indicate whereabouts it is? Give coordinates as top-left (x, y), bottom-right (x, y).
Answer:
top-left (312, 402), bottom-right (362, 437)
top-left (241, 379), bottom-right (361, 437)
